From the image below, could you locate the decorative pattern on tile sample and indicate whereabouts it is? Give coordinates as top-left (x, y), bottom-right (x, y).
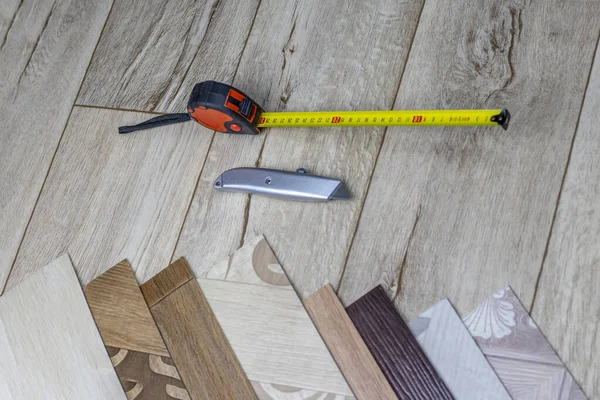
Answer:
top-left (198, 235), bottom-right (355, 399)
top-left (141, 258), bottom-right (257, 400)
top-left (408, 299), bottom-right (511, 400)
top-left (346, 285), bottom-right (453, 400)
top-left (0, 255), bottom-right (126, 399)
top-left (85, 261), bottom-right (190, 399)
top-left (463, 287), bottom-right (587, 399)
top-left (304, 284), bottom-right (397, 400)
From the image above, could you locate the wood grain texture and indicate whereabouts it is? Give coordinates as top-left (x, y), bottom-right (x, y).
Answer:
top-left (408, 300), bottom-right (511, 400)
top-left (77, 0), bottom-right (260, 112)
top-left (107, 347), bottom-right (189, 400)
top-left (346, 286), bottom-right (453, 400)
top-left (140, 258), bottom-right (194, 307)
top-left (304, 284), bottom-right (396, 400)
top-left (147, 279), bottom-right (257, 399)
top-left (173, 0), bottom-right (425, 291)
top-left (85, 260), bottom-right (169, 356)
top-left (0, 255), bottom-right (126, 399)
top-left (6, 106), bottom-right (212, 291)
top-left (0, 0), bottom-right (112, 291)
top-left (531, 38), bottom-right (600, 399)
top-left (464, 287), bottom-right (586, 399)
top-left (199, 235), bottom-right (354, 398)
top-left (338, 0), bottom-right (600, 318)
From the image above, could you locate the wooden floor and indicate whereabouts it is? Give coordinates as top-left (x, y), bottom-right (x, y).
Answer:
top-left (1, 0), bottom-right (599, 397)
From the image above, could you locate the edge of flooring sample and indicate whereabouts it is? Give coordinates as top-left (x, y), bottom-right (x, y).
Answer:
top-left (144, 258), bottom-right (257, 399)
top-left (462, 287), bottom-right (586, 399)
top-left (346, 285), bottom-right (453, 400)
top-left (85, 260), bottom-right (169, 356)
top-left (408, 299), bottom-right (511, 400)
top-left (85, 260), bottom-right (190, 399)
top-left (304, 284), bottom-right (397, 400)
top-left (0, 255), bottom-right (126, 399)
top-left (199, 235), bottom-right (355, 398)
top-left (140, 258), bottom-right (194, 307)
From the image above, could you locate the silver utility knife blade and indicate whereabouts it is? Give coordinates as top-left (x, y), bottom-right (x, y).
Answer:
top-left (214, 167), bottom-right (350, 201)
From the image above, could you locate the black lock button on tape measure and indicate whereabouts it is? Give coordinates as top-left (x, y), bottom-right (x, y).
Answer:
top-left (118, 80), bottom-right (510, 134)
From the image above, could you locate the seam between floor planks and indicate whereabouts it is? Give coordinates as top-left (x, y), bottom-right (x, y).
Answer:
top-left (0, 0), bottom-right (117, 296)
top-left (529, 26), bottom-right (600, 313)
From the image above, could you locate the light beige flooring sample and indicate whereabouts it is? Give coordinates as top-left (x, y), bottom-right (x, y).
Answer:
top-left (198, 235), bottom-right (355, 399)
top-left (6, 106), bottom-right (212, 290)
top-left (338, 0), bottom-right (600, 318)
top-left (0, 0), bottom-right (112, 292)
top-left (531, 37), bottom-right (600, 399)
top-left (173, 0), bottom-right (425, 293)
top-left (409, 299), bottom-right (511, 400)
top-left (77, 0), bottom-right (260, 112)
top-left (0, 255), bottom-right (126, 399)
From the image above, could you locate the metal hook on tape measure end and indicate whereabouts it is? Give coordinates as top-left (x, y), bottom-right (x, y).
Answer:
top-left (490, 108), bottom-right (511, 130)
top-left (213, 167), bottom-right (350, 202)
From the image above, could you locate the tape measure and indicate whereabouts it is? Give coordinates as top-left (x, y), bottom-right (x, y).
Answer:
top-left (118, 81), bottom-right (510, 135)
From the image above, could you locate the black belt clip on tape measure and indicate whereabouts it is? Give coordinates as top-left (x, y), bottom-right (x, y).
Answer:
top-left (118, 81), bottom-right (264, 135)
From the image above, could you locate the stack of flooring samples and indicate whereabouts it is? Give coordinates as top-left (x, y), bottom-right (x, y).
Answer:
top-left (0, 238), bottom-right (587, 399)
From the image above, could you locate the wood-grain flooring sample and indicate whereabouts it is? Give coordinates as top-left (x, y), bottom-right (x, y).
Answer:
top-left (338, 0), bottom-right (600, 317)
top-left (173, 0), bottom-right (425, 291)
top-left (408, 300), bottom-right (511, 400)
top-left (140, 258), bottom-right (194, 308)
top-left (0, 255), bottom-right (126, 399)
top-left (531, 39), bottom-right (600, 399)
top-left (463, 287), bottom-right (586, 399)
top-left (6, 106), bottom-right (213, 291)
top-left (85, 260), bottom-right (190, 399)
top-left (0, 0), bottom-right (112, 292)
top-left (346, 285), bottom-right (453, 400)
top-left (77, 0), bottom-right (260, 112)
top-left (304, 284), bottom-right (396, 399)
top-left (143, 258), bottom-right (256, 400)
top-left (199, 235), bottom-right (354, 399)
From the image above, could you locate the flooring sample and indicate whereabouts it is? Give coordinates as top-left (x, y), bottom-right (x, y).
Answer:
top-left (85, 261), bottom-right (190, 399)
top-left (78, 0), bottom-right (260, 112)
top-left (140, 258), bottom-right (194, 308)
top-left (173, 0), bottom-right (425, 294)
top-left (463, 287), bottom-right (586, 399)
top-left (531, 38), bottom-right (600, 399)
top-left (7, 106), bottom-right (213, 291)
top-left (142, 259), bottom-right (257, 400)
top-left (0, 0), bottom-right (112, 292)
top-left (304, 284), bottom-right (397, 399)
top-left (408, 300), bottom-right (511, 400)
top-left (338, 0), bottom-right (600, 317)
top-left (198, 235), bottom-right (355, 399)
top-left (0, 255), bottom-right (126, 399)
top-left (346, 285), bottom-right (453, 400)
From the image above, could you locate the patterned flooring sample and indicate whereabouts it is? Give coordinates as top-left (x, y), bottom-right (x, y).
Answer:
top-left (85, 261), bottom-right (190, 399)
top-left (142, 258), bottom-right (257, 400)
top-left (408, 299), bottom-right (511, 400)
top-left (0, 255), bottom-right (125, 399)
top-left (199, 235), bottom-right (355, 399)
top-left (305, 284), bottom-right (396, 399)
top-left (463, 287), bottom-right (587, 399)
top-left (346, 285), bottom-right (453, 400)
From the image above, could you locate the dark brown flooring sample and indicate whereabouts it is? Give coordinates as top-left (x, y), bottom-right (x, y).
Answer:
top-left (346, 285), bottom-right (454, 400)
top-left (85, 260), bottom-right (190, 399)
top-left (143, 258), bottom-right (257, 400)
top-left (140, 258), bottom-right (194, 307)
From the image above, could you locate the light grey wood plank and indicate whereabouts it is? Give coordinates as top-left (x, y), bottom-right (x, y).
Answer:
top-left (0, 0), bottom-right (20, 40)
top-left (77, 0), bottom-right (260, 113)
top-left (0, 255), bottom-right (126, 399)
top-left (5, 106), bottom-right (212, 291)
top-left (338, 0), bottom-right (600, 317)
top-left (531, 39), bottom-right (600, 399)
top-left (409, 299), bottom-right (511, 400)
top-left (174, 0), bottom-right (425, 292)
top-left (0, 0), bottom-right (112, 292)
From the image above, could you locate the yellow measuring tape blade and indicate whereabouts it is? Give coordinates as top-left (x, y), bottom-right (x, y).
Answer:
top-left (257, 109), bottom-right (504, 128)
